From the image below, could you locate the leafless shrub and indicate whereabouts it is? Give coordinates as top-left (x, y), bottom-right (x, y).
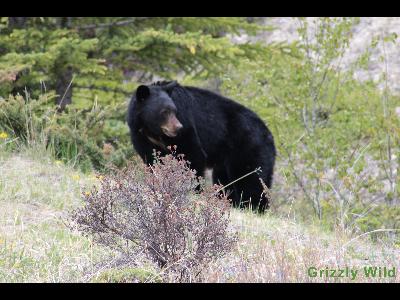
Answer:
top-left (69, 147), bottom-right (238, 282)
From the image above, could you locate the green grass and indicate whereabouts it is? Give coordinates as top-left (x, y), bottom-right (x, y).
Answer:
top-left (0, 148), bottom-right (113, 282)
top-left (0, 147), bottom-right (399, 282)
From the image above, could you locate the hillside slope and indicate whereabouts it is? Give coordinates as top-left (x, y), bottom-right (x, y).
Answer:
top-left (0, 150), bottom-right (399, 283)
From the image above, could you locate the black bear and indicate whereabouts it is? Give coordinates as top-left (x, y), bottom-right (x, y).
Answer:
top-left (127, 81), bottom-right (276, 213)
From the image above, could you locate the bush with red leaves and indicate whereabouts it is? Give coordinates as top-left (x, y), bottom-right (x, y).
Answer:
top-left (69, 148), bottom-right (237, 282)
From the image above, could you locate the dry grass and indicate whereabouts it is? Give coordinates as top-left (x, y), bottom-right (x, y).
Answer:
top-left (0, 149), bottom-right (399, 282)
top-left (203, 210), bottom-right (400, 282)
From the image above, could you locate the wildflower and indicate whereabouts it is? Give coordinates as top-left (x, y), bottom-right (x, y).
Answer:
top-left (72, 174), bottom-right (80, 181)
top-left (0, 132), bottom-right (8, 139)
top-left (55, 160), bottom-right (63, 166)
top-left (84, 191), bottom-right (91, 196)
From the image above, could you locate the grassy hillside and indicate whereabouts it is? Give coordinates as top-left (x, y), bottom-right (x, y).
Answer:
top-left (1, 17), bottom-right (399, 283)
top-left (1, 146), bottom-right (398, 283)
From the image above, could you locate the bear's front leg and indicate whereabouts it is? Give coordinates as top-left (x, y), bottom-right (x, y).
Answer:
top-left (132, 130), bottom-right (165, 165)
top-left (174, 129), bottom-right (207, 179)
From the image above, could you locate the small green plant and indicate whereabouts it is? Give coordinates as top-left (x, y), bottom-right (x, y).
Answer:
top-left (0, 93), bottom-right (133, 172)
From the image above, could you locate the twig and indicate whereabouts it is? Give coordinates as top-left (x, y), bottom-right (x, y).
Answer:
top-left (217, 167), bottom-right (262, 193)
top-left (57, 75), bottom-right (75, 110)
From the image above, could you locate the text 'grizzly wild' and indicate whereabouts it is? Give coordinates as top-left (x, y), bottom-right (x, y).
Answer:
top-left (127, 81), bottom-right (276, 213)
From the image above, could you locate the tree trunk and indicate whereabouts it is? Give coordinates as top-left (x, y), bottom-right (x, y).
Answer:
top-left (55, 66), bottom-right (73, 112)
top-left (57, 17), bottom-right (72, 28)
top-left (54, 17), bottom-right (74, 112)
top-left (8, 18), bottom-right (28, 97)
top-left (8, 17), bottom-right (27, 29)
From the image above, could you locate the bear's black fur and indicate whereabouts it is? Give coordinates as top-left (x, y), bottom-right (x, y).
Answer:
top-left (127, 80), bottom-right (276, 213)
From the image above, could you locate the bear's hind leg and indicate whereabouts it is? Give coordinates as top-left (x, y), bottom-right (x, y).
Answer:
top-left (227, 162), bottom-right (269, 213)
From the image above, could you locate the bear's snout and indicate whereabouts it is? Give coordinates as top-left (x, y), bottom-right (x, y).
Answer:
top-left (161, 114), bottom-right (183, 137)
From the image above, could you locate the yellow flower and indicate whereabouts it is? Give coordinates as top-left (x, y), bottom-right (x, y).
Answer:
top-left (189, 45), bottom-right (196, 55)
top-left (96, 175), bottom-right (104, 180)
top-left (84, 191), bottom-right (91, 196)
top-left (72, 174), bottom-right (80, 181)
top-left (55, 160), bottom-right (63, 166)
top-left (0, 132), bottom-right (8, 139)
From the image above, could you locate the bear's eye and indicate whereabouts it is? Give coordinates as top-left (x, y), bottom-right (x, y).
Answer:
top-left (160, 109), bottom-right (170, 117)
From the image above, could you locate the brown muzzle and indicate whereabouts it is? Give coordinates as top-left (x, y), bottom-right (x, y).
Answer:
top-left (161, 114), bottom-right (183, 137)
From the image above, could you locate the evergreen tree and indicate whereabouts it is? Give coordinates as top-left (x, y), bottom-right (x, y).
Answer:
top-left (0, 17), bottom-right (274, 110)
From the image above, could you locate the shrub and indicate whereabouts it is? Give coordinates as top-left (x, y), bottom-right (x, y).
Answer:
top-left (0, 94), bottom-right (133, 172)
top-left (69, 148), bottom-right (238, 282)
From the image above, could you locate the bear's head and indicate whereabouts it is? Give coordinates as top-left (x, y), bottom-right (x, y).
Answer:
top-left (135, 81), bottom-right (183, 138)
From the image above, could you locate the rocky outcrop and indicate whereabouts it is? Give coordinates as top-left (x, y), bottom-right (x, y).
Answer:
top-left (237, 17), bottom-right (400, 94)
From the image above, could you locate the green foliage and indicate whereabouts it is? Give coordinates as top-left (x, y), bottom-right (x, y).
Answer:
top-left (0, 94), bottom-right (133, 172)
top-left (0, 26), bottom-right (105, 98)
top-left (211, 17), bottom-right (400, 239)
top-left (0, 17), bottom-right (273, 98)
top-left (354, 205), bottom-right (400, 239)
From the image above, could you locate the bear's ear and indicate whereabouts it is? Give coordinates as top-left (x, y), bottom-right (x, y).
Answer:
top-left (136, 85), bottom-right (150, 102)
top-left (163, 80), bottom-right (178, 93)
